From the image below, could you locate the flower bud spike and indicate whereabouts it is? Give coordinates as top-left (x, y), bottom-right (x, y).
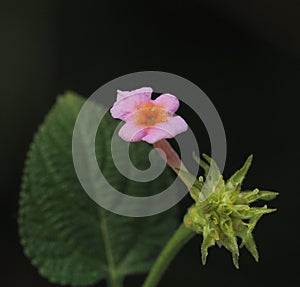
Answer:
top-left (256, 190), bottom-right (279, 201)
top-left (226, 154), bottom-right (253, 190)
top-left (193, 152), bottom-right (209, 177)
top-left (201, 227), bottom-right (215, 265)
top-left (202, 153), bottom-right (221, 182)
top-left (184, 154), bottom-right (277, 268)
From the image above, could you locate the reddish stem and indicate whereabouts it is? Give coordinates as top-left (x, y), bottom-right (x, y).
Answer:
top-left (153, 139), bottom-right (184, 170)
top-left (153, 139), bottom-right (194, 188)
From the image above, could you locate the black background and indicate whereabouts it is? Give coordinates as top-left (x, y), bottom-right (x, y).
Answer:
top-left (1, 0), bottom-right (300, 286)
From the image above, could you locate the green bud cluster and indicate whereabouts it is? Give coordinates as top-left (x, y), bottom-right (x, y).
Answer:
top-left (184, 154), bottom-right (278, 268)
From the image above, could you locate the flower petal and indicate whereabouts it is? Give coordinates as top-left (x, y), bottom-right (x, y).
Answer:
top-left (141, 116), bottom-right (188, 144)
top-left (117, 87), bottom-right (153, 101)
top-left (111, 87), bottom-right (153, 120)
top-left (141, 127), bottom-right (170, 144)
top-left (154, 93), bottom-right (179, 113)
top-left (118, 120), bottom-right (148, 142)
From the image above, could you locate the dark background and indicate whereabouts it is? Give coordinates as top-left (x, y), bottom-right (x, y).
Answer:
top-left (1, 0), bottom-right (299, 286)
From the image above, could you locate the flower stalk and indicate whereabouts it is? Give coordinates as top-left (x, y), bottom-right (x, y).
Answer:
top-left (141, 224), bottom-right (195, 287)
top-left (153, 139), bottom-right (196, 189)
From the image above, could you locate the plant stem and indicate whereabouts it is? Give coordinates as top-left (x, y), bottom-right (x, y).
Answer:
top-left (107, 274), bottom-right (122, 287)
top-left (153, 139), bottom-right (194, 188)
top-left (141, 224), bottom-right (195, 287)
top-left (99, 209), bottom-right (123, 287)
top-left (153, 139), bottom-right (186, 172)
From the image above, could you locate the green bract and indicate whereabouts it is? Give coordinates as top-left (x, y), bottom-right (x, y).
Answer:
top-left (184, 154), bottom-right (278, 268)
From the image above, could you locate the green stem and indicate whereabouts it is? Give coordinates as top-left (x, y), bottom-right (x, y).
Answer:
top-left (107, 274), bottom-right (122, 287)
top-left (98, 209), bottom-right (123, 287)
top-left (141, 224), bottom-right (195, 287)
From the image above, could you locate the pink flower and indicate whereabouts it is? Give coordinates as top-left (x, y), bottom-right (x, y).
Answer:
top-left (110, 87), bottom-right (188, 144)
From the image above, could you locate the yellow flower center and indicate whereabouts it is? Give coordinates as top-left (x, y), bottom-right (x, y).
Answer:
top-left (135, 103), bottom-right (169, 127)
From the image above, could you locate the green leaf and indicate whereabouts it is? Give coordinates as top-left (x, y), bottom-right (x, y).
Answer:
top-left (19, 92), bottom-right (177, 286)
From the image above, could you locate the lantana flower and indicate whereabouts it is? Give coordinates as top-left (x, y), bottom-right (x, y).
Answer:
top-left (109, 86), bottom-right (278, 270)
top-left (110, 87), bottom-right (188, 144)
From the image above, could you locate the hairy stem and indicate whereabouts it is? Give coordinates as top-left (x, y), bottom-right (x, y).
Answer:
top-left (153, 139), bottom-right (186, 172)
top-left (141, 224), bottom-right (195, 287)
top-left (153, 139), bottom-right (194, 188)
